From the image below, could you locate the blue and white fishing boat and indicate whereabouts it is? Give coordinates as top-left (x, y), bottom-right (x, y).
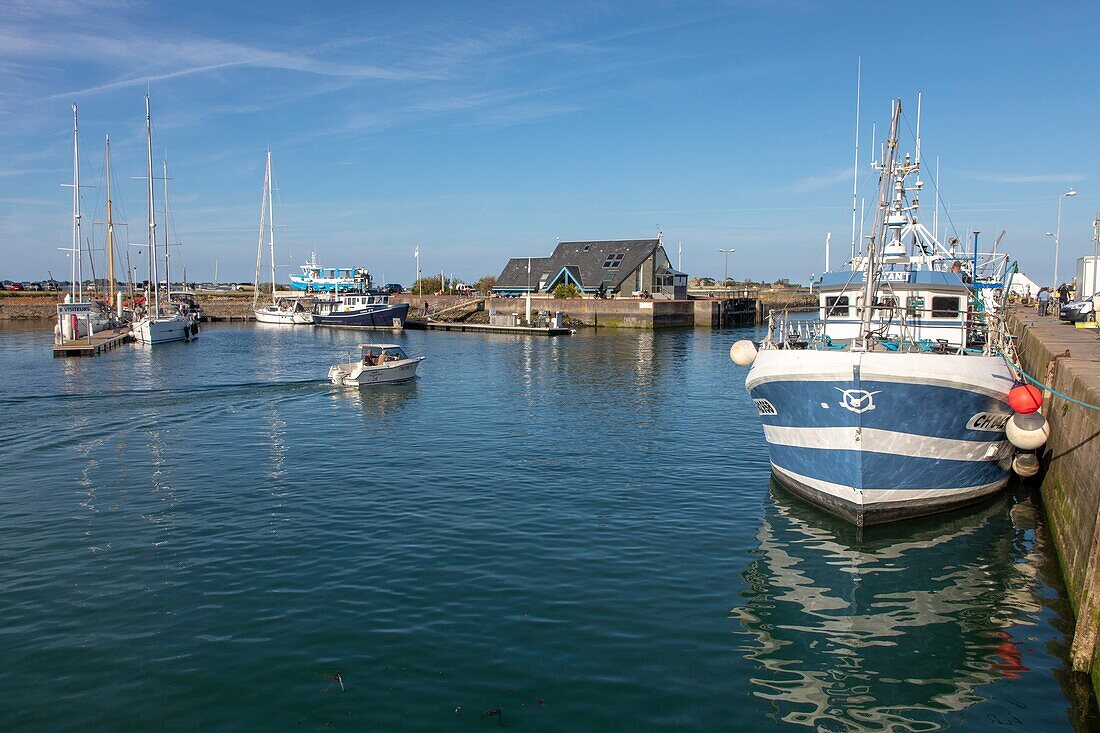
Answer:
top-left (311, 293), bottom-right (410, 328)
top-left (732, 98), bottom-right (1041, 526)
top-left (289, 252), bottom-right (372, 293)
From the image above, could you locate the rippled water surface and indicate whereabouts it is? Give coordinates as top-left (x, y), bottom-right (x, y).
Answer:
top-left (0, 321), bottom-right (1094, 732)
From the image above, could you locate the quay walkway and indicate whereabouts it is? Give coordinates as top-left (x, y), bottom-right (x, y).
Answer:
top-left (1008, 307), bottom-right (1100, 696)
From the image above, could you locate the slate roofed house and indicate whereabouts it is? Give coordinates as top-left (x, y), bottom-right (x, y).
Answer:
top-left (493, 238), bottom-right (687, 298)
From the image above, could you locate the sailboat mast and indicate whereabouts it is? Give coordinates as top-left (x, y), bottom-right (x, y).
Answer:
top-left (72, 104), bottom-right (82, 303)
top-left (105, 135), bottom-right (115, 306)
top-left (252, 154), bottom-right (268, 310)
top-left (163, 158), bottom-right (171, 304)
top-left (145, 94), bottom-right (159, 314)
top-left (267, 151), bottom-right (276, 305)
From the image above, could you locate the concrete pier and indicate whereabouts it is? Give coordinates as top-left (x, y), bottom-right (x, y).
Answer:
top-left (1008, 308), bottom-right (1100, 695)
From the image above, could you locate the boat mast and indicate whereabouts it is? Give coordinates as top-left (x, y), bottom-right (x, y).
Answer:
top-left (162, 158), bottom-right (172, 305)
top-left (856, 98), bottom-right (902, 350)
top-left (252, 155), bottom-right (267, 310)
top-left (71, 104), bottom-right (82, 303)
top-left (267, 151), bottom-right (276, 306)
top-left (105, 135), bottom-right (115, 306)
top-left (849, 57), bottom-right (861, 266)
top-left (145, 94), bottom-right (159, 315)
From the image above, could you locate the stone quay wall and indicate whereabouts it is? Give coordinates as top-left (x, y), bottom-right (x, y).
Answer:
top-left (1009, 308), bottom-right (1100, 698)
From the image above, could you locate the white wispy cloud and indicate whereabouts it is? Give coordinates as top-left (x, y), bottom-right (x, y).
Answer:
top-left (790, 167), bottom-right (852, 193)
top-left (962, 171), bottom-right (1086, 184)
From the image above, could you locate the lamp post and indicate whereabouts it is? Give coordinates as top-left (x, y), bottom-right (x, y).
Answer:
top-left (1048, 188), bottom-right (1077, 287)
top-left (1092, 213), bottom-right (1099, 314)
top-left (718, 248), bottom-right (735, 289)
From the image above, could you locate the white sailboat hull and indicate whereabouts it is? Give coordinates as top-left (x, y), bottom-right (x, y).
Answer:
top-left (254, 307), bottom-right (313, 324)
top-left (133, 314), bottom-right (192, 344)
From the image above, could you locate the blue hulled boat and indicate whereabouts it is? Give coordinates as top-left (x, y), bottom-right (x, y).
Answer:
top-left (732, 98), bottom-right (1039, 526)
top-left (311, 293), bottom-right (410, 328)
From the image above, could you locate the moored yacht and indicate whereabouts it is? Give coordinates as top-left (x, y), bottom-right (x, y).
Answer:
top-left (252, 151), bottom-right (313, 325)
top-left (311, 293), bottom-right (409, 328)
top-left (55, 104), bottom-right (114, 343)
top-left (132, 95), bottom-right (193, 345)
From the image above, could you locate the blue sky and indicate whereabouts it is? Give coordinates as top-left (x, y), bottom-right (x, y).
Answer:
top-left (2, 0), bottom-right (1098, 286)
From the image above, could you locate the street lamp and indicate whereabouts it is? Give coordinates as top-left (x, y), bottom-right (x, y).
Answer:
top-left (1051, 188), bottom-right (1077, 287)
top-left (1091, 213), bottom-right (1100, 315)
top-left (718, 248), bottom-right (735, 288)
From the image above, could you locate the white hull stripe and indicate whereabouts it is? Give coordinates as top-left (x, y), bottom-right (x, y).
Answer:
top-left (771, 464), bottom-right (1009, 507)
top-left (762, 425), bottom-right (1009, 462)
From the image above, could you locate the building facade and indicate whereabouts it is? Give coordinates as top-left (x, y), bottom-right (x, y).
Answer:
top-left (493, 238), bottom-right (687, 298)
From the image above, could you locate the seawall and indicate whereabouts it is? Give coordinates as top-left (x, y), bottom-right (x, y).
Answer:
top-left (1008, 308), bottom-right (1100, 697)
top-left (0, 292), bottom-right (763, 329)
top-left (399, 295), bottom-right (759, 329)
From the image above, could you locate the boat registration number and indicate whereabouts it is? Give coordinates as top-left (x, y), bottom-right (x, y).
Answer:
top-left (966, 412), bottom-right (1011, 432)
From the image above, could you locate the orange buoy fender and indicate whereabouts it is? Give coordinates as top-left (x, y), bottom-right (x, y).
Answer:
top-left (1008, 383), bottom-right (1042, 414)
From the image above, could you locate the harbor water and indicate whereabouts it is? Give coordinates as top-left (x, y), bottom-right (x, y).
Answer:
top-left (0, 321), bottom-right (1095, 731)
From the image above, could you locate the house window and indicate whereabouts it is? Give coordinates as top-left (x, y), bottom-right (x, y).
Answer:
top-left (931, 296), bottom-right (961, 318)
top-left (602, 253), bottom-right (625, 268)
top-left (583, 245), bottom-right (590, 252)
top-left (824, 295), bottom-right (849, 317)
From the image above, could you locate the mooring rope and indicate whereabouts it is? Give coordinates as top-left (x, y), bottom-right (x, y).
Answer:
top-left (1000, 356), bottom-right (1100, 412)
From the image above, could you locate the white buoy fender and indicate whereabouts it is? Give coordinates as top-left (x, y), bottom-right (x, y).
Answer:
top-left (1006, 412), bottom-right (1049, 451)
top-left (1012, 452), bottom-right (1041, 478)
top-left (730, 340), bottom-right (758, 367)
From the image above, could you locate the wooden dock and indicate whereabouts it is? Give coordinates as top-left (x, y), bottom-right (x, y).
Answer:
top-left (406, 319), bottom-right (573, 336)
top-left (52, 327), bottom-right (134, 357)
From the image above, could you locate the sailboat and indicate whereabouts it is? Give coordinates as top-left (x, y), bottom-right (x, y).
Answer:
top-left (253, 151), bottom-right (312, 324)
top-left (55, 104), bottom-right (114, 343)
top-left (132, 94), bottom-right (192, 345)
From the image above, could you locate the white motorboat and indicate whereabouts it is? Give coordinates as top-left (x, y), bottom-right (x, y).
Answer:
top-left (329, 344), bottom-right (424, 387)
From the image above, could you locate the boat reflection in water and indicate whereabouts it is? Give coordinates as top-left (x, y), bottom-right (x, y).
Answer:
top-left (329, 379), bottom-right (418, 418)
top-left (734, 484), bottom-right (1047, 731)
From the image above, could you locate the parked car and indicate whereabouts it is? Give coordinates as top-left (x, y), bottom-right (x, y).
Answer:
top-left (8, 282), bottom-right (24, 291)
top-left (1060, 298), bottom-right (1095, 323)
top-left (382, 283), bottom-right (404, 295)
